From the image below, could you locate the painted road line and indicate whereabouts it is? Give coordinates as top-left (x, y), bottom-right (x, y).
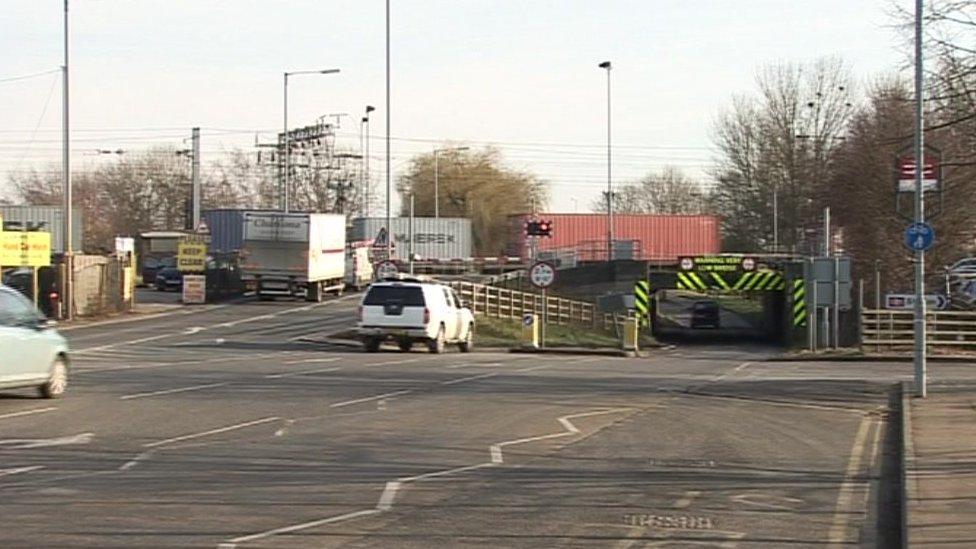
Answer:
top-left (218, 509), bottom-right (381, 549)
top-left (120, 382), bottom-right (230, 400)
top-left (0, 407), bottom-right (57, 421)
top-left (143, 417), bottom-right (280, 449)
top-left (439, 372), bottom-right (497, 386)
top-left (712, 361), bottom-right (752, 382)
top-left (490, 408), bottom-right (633, 464)
top-left (674, 490), bottom-right (702, 509)
top-left (283, 357), bottom-right (342, 365)
top-left (445, 361), bottom-right (502, 369)
top-left (330, 390), bottom-right (412, 409)
top-left (368, 358), bottom-right (422, 367)
top-left (220, 406), bottom-right (632, 548)
top-left (0, 432), bottom-right (93, 449)
top-left (75, 333), bottom-right (175, 354)
top-left (265, 366), bottom-right (342, 379)
top-left (58, 303), bottom-right (229, 332)
top-left (0, 466), bottom-right (45, 479)
top-left (514, 364), bottom-right (550, 373)
top-left (827, 414), bottom-right (876, 548)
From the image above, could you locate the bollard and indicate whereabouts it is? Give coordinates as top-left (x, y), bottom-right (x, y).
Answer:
top-left (520, 313), bottom-right (539, 349)
top-left (622, 318), bottom-right (639, 351)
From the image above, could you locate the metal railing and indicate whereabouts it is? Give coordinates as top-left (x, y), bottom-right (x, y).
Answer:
top-left (447, 280), bottom-right (626, 330)
top-left (861, 309), bottom-right (976, 351)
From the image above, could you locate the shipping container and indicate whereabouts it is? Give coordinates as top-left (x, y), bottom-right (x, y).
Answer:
top-left (508, 213), bottom-right (720, 262)
top-left (350, 217), bottom-right (472, 261)
top-left (0, 205), bottom-right (84, 253)
top-left (202, 209), bottom-right (247, 255)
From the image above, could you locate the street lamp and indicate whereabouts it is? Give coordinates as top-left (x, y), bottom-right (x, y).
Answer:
top-left (433, 146), bottom-right (469, 219)
top-left (283, 68), bottom-right (340, 212)
top-left (362, 105), bottom-right (375, 217)
top-left (598, 60), bottom-right (613, 261)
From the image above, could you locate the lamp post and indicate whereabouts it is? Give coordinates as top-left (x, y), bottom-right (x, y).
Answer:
top-left (283, 68), bottom-right (339, 212)
top-left (385, 0), bottom-right (392, 259)
top-left (362, 105), bottom-right (375, 217)
top-left (598, 61), bottom-right (612, 261)
top-left (433, 146), bottom-right (469, 219)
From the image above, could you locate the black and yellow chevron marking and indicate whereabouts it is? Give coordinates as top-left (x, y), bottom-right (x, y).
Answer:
top-left (634, 280), bottom-right (650, 326)
top-left (792, 279), bottom-right (807, 327)
top-left (732, 270), bottom-right (785, 291)
top-left (676, 271), bottom-right (709, 291)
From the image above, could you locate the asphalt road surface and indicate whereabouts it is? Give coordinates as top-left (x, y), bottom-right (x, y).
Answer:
top-left (2, 294), bottom-right (963, 548)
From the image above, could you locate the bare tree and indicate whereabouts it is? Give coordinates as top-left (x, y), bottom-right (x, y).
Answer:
top-left (398, 147), bottom-right (547, 255)
top-left (711, 58), bottom-right (856, 252)
top-left (590, 167), bottom-right (708, 214)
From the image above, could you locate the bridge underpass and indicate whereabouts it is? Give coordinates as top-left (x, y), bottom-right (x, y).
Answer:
top-left (644, 260), bottom-right (806, 346)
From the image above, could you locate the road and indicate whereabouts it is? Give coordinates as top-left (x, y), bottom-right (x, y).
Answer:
top-left (2, 294), bottom-right (962, 547)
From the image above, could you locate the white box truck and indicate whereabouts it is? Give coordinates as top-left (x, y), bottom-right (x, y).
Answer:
top-left (241, 212), bottom-right (346, 301)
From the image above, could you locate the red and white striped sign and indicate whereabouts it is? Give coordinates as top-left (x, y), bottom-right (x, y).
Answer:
top-left (897, 155), bottom-right (940, 192)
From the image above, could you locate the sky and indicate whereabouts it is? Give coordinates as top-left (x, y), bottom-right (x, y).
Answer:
top-left (1, 0), bottom-right (907, 214)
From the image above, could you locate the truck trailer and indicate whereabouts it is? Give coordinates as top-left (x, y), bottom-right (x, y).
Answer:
top-left (241, 212), bottom-right (346, 301)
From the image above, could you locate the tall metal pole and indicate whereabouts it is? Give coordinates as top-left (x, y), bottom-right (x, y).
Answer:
top-left (773, 187), bottom-right (779, 253)
top-left (283, 73), bottom-right (290, 212)
top-left (191, 127), bottom-right (201, 229)
top-left (62, 0), bottom-right (72, 320)
top-left (409, 193), bottom-right (415, 275)
top-left (365, 116), bottom-right (370, 217)
top-left (359, 117), bottom-right (366, 217)
top-left (913, 0), bottom-right (928, 397)
top-left (601, 62), bottom-right (613, 262)
top-left (385, 0), bottom-right (392, 259)
top-left (433, 150), bottom-right (439, 220)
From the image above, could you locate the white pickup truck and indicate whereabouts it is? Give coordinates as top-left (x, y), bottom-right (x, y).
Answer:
top-left (358, 278), bottom-right (475, 353)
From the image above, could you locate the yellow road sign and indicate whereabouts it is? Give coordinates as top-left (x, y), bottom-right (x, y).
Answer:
top-left (0, 232), bottom-right (51, 267)
top-left (177, 238), bottom-right (207, 272)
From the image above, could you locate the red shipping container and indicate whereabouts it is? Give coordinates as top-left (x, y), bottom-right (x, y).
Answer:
top-left (508, 213), bottom-right (720, 261)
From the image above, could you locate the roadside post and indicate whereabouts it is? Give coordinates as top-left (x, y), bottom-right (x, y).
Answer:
top-left (520, 313), bottom-right (539, 349)
top-left (529, 261), bottom-right (556, 349)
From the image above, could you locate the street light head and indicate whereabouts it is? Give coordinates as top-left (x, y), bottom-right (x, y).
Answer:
top-left (319, 69), bottom-right (340, 74)
top-left (598, 61), bottom-right (611, 69)
top-left (362, 117), bottom-right (369, 123)
top-left (366, 105), bottom-right (375, 113)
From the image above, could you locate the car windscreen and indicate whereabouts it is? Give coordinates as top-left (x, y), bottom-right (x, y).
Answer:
top-left (363, 286), bottom-right (425, 307)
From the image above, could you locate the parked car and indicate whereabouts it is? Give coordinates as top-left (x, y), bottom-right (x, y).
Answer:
top-left (154, 267), bottom-right (184, 291)
top-left (358, 277), bottom-right (475, 353)
top-left (1, 267), bottom-right (59, 318)
top-left (0, 285), bottom-right (69, 398)
top-left (141, 255), bottom-right (176, 286)
top-left (690, 300), bottom-right (721, 329)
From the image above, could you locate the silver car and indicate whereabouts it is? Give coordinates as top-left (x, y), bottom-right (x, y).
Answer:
top-left (0, 285), bottom-right (69, 398)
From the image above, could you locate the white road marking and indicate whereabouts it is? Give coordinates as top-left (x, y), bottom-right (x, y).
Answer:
top-left (827, 414), bottom-right (877, 547)
top-left (183, 326), bottom-right (205, 335)
top-left (118, 451), bottom-right (152, 471)
top-left (514, 364), bottom-right (550, 373)
top-left (330, 390), bottom-right (412, 409)
top-left (0, 432), bottom-right (93, 449)
top-left (218, 509), bottom-right (381, 548)
top-left (712, 361), bottom-right (752, 381)
top-left (731, 493), bottom-right (804, 511)
top-left (445, 361), bottom-right (501, 369)
top-left (221, 406), bottom-right (632, 548)
top-left (265, 366), bottom-right (342, 379)
top-left (143, 417), bottom-right (280, 448)
top-left (369, 358), bottom-right (421, 367)
top-left (120, 382), bottom-right (229, 400)
top-left (75, 333), bottom-right (174, 354)
top-left (214, 314), bottom-right (274, 328)
top-left (0, 466), bottom-right (45, 478)
top-left (439, 372), bottom-right (497, 386)
top-left (0, 407), bottom-right (57, 421)
top-left (283, 357), bottom-right (342, 365)
top-left (674, 490), bottom-right (702, 509)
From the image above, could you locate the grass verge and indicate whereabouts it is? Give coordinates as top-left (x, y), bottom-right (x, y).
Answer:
top-left (476, 316), bottom-right (636, 348)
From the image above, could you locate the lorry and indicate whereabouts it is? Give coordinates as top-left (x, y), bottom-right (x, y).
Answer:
top-left (240, 212), bottom-right (346, 301)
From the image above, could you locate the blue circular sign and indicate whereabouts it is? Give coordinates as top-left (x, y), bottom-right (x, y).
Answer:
top-left (904, 222), bottom-right (935, 251)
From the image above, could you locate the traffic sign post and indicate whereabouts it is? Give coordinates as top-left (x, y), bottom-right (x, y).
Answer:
top-left (529, 261), bottom-right (556, 349)
top-left (904, 222), bottom-right (935, 252)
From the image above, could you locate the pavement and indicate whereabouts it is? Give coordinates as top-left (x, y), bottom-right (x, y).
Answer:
top-left (905, 384), bottom-right (976, 547)
top-left (6, 294), bottom-right (976, 547)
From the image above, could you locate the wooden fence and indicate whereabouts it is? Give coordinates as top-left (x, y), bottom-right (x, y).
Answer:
top-left (447, 281), bottom-right (627, 331)
top-left (861, 309), bottom-right (976, 351)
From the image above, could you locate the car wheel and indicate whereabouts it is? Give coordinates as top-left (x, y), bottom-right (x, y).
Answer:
top-left (398, 339), bottom-right (412, 352)
top-left (428, 326), bottom-right (445, 354)
top-left (40, 357), bottom-right (68, 399)
top-left (364, 337), bottom-right (381, 353)
top-left (458, 324), bottom-right (474, 353)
